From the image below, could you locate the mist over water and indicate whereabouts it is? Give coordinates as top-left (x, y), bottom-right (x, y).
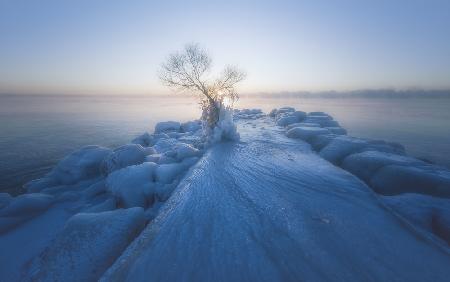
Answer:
top-left (1, 94), bottom-right (449, 195)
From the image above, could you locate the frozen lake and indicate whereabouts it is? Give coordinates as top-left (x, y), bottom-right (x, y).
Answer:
top-left (1, 94), bottom-right (450, 194)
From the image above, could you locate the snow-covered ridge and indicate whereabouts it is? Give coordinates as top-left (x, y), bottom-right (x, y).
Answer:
top-left (1, 107), bottom-right (449, 281)
top-left (271, 106), bottom-right (450, 246)
top-left (0, 119), bottom-right (206, 280)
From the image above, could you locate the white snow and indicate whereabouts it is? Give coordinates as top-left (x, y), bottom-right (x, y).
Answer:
top-left (106, 162), bottom-right (157, 208)
top-left (382, 194), bottom-right (450, 245)
top-left (208, 106), bottom-right (240, 144)
top-left (101, 144), bottom-right (147, 175)
top-left (154, 121), bottom-right (181, 133)
top-left (286, 126), bottom-right (331, 141)
top-left (286, 122), bottom-right (321, 129)
top-left (154, 163), bottom-right (187, 184)
top-left (342, 150), bottom-right (425, 182)
top-left (102, 116), bottom-right (450, 282)
top-left (174, 143), bottom-right (200, 160)
top-left (181, 120), bottom-right (202, 132)
top-left (26, 146), bottom-right (112, 192)
top-left (276, 115), bottom-right (299, 126)
top-left (2, 106), bottom-right (450, 281)
top-left (27, 208), bottom-right (145, 282)
top-left (325, 126), bottom-right (347, 135)
top-left (371, 165), bottom-right (450, 197)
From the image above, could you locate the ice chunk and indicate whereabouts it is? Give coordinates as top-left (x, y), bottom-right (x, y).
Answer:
top-left (101, 144), bottom-right (147, 175)
top-left (153, 138), bottom-right (179, 153)
top-left (382, 194), bottom-right (450, 245)
top-left (269, 108), bottom-right (278, 117)
top-left (208, 106), bottom-right (240, 144)
top-left (370, 165), bottom-right (450, 197)
top-left (83, 198), bottom-right (116, 213)
top-left (319, 136), bottom-right (370, 165)
top-left (276, 115), bottom-right (299, 126)
top-left (0, 193), bottom-right (54, 234)
top-left (145, 154), bottom-right (160, 163)
top-left (26, 146), bottom-right (111, 192)
top-left (342, 151), bottom-right (424, 182)
top-left (82, 180), bottom-right (106, 198)
top-left (309, 134), bottom-right (337, 151)
top-left (0, 193), bottom-right (12, 210)
top-left (0, 193), bottom-right (54, 217)
top-left (27, 208), bottom-right (145, 282)
top-left (155, 121), bottom-right (181, 133)
top-left (277, 107), bottom-right (295, 114)
top-left (158, 155), bottom-right (177, 164)
top-left (144, 147), bottom-right (157, 155)
top-left (175, 143), bottom-right (200, 160)
top-left (308, 111), bottom-right (330, 117)
top-left (286, 122), bottom-right (321, 130)
top-left (131, 132), bottom-right (152, 147)
top-left (325, 127), bottom-right (347, 135)
top-left (181, 120), bottom-right (202, 133)
top-left (106, 162), bottom-right (157, 208)
top-left (286, 127), bottom-right (330, 141)
top-left (155, 163), bottom-right (187, 184)
top-left (304, 116), bottom-right (339, 127)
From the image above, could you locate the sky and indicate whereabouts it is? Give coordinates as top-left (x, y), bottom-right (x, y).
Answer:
top-left (0, 0), bottom-right (449, 95)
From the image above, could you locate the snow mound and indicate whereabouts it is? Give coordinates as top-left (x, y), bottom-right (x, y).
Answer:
top-left (319, 136), bottom-right (404, 165)
top-left (382, 194), bottom-right (450, 245)
top-left (308, 111), bottom-right (330, 117)
top-left (27, 208), bottom-right (145, 282)
top-left (304, 116), bottom-right (339, 127)
top-left (101, 144), bottom-right (147, 175)
top-left (0, 193), bottom-right (54, 234)
top-left (325, 127), bottom-right (347, 135)
top-left (309, 134), bottom-right (338, 151)
top-left (0, 193), bottom-right (12, 210)
top-left (286, 122), bottom-right (321, 129)
top-left (106, 162), bottom-right (157, 208)
top-left (342, 151), bottom-right (425, 182)
top-left (371, 165), bottom-right (450, 197)
top-left (174, 143), bottom-right (200, 161)
top-left (276, 115), bottom-right (299, 126)
top-left (234, 109), bottom-right (264, 119)
top-left (155, 163), bottom-right (187, 184)
top-left (208, 106), bottom-right (240, 144)
top-left (26, 146), bottom-right (112, 192)
top-left (286, 126), bottom-right (331, 141)
top-left (275, 111), bottom-right (307, 127)
top-left (154, 121), bottom-right (181, 133)
top-left (181, 120), bottom-right (202, 133)
top-left (153, 138), bottom-right (179, 153)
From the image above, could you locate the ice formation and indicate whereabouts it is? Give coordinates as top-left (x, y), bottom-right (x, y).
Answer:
top-left (1, 105), bottom-right (450, 281)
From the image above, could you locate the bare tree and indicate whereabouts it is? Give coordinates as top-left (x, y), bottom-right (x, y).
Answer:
top-left (159, 43), bottom-right (246, 129)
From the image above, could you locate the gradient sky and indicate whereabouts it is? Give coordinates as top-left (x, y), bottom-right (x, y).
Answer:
top-left (1, 0), bottom-right (449, 95)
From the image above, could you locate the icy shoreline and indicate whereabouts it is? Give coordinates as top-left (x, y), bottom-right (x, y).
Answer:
top-left (1, 107), bottom-right (450, 281)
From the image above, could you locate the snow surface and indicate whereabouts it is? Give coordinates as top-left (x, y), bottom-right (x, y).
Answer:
top-left (1, 106), bottom-right (450, 281)
top-left (103, 116), bottom-right (450, 281)
top-left (101, 144), bottom-right (148, 175)
top-left (26, 208), bottom-right (145, 282)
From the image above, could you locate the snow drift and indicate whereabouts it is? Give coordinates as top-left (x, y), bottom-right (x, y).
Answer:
top-left (1, 106), bottom-right (449, 281)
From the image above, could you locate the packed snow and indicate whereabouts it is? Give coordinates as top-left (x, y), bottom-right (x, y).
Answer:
top-left (1, 105), bottom-right (449, 281)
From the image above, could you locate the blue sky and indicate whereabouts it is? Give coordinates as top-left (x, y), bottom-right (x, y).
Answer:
top-left (1, 0), bottom-right (449, 94)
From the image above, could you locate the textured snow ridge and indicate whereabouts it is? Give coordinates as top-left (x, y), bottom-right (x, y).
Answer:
top-left (26, 208), bottom-right (145, 282)
top-left (274, 107), bottom-right (450, 246)
top-left (0, 118), bottom-right (206, 280)
top-left (103, 116), bottom-right (450, 282)
top-left (2, 107), bottom-right (450, 281)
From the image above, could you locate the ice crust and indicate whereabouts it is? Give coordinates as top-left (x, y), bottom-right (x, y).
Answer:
top-left (1, 106), bottom-right (450, 280)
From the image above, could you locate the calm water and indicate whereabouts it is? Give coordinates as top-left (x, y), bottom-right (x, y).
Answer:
top-left (1, 94), bottom-right (450, 195)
